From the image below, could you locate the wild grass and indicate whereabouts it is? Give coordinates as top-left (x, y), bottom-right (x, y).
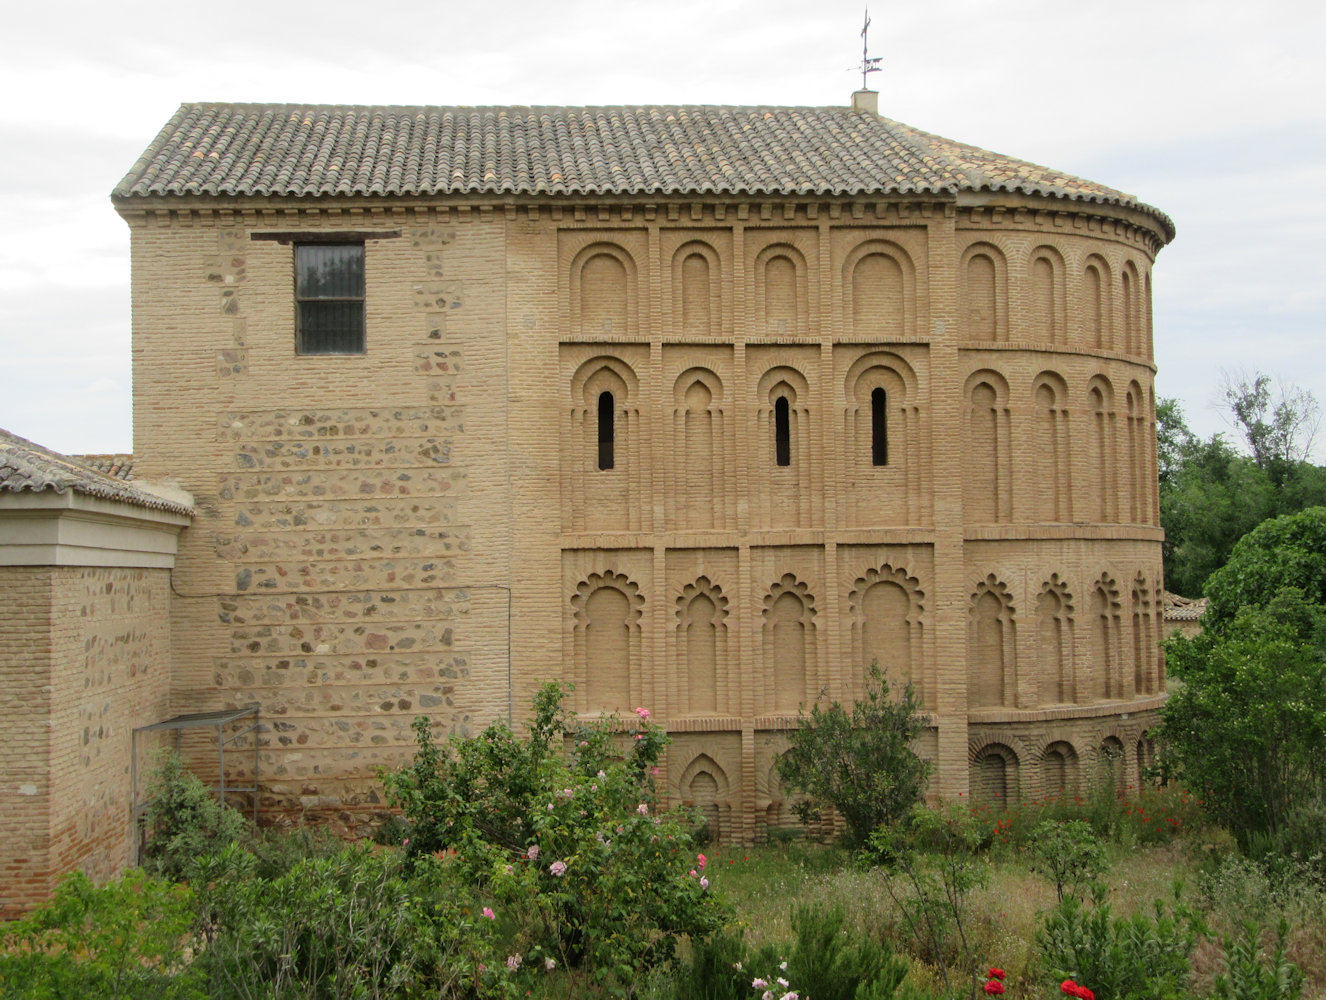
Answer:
top-left (691, 804), bottom-right (1326, 1000)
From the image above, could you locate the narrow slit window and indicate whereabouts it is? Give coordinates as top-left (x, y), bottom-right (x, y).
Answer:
top-left (871, 387), bottom-right (888, 466)
top-left (774, 396), bottom-right (791, 467)
top-left (597, 390), bottom-right (615, 470)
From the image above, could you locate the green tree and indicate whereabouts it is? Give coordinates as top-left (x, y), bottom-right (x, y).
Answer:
top-left (1203, 506), bottom-right (1326, 630)
top-left (1221, 371), bottom-right (1320, 478)
top-left (1159, 588), bottom-right (1326, 848)
top-left (1158, 398), bottom-right (1275, 597)
top-left (775, 663), bottom-right (931, 848)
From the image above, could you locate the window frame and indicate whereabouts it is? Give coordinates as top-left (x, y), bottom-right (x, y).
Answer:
top-left (294, 241), bottom-right (366, 356)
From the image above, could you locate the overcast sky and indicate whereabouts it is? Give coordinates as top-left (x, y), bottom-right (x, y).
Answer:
top-left (2, 0), bottom-right (1323, 458)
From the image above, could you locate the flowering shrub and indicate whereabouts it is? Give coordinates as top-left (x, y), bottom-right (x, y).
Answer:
top-left (383, 683), bottom-right (727, 993)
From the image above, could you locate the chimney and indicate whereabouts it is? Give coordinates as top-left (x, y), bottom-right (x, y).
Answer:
top-left (852, 90), bottom-right (878, 115)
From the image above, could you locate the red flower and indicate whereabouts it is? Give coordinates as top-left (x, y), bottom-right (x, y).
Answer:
top-left (1061, 981), bottom-right (1095, 1000)
top-left (983, 980), bottom-right (1005, 995)
top-left (987, 968), bottom-right (1006, 980)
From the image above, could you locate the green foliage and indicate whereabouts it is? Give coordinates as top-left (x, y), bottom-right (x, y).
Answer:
top-left (669, 904), bottom-right (914, 1000)
top-left (382, 684), bottom-right (727, 994)
top-left (1036, 883), bottom-right (1201, 1000)
top-left (1212, 920), bottom-right (1305, 1000)
top-left (1159, 588), bottom-right (1326, 849)
top-left (1158, 397), bottom-right (1276, 598)
top-left (776, 663), bottom-right (932, 848)
top-left (1157, 396), bottom-right (1326, 599)
top-left (864, 806), bottom-right (990, 996)
top-left (140, 751), bottom-right (248, 881)
top-left (664, 930), bottom-right (749, 1000)
top-left (246, 822), bottom-right (348, 879)
top-left (1221, 372), bottom-right (1321, 476)
top-left (190, 843), bottom-right (505, 1000)
top-left (1203, 506), bottom-right (1326, 630)
top-left (381, 682), bottom-right (569, 856)
top-left (1027, 820), bottom-right (1110, 902)
top-left (780, 902), bottom-right (909, 1000)
top-left (0, 869), bottom-right (201, 1000)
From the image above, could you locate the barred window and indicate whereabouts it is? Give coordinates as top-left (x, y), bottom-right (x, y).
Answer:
top-left (296, 244), bottom-right (365, 354)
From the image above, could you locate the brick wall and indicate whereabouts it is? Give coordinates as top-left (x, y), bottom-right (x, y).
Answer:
top-left (123, 194), bottom-right (1169, 839)
top-left (0, 566), bottom-right (173, 915)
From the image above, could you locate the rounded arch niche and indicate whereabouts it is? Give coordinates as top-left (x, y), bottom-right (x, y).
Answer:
top-left (570, 242), bottom-right (639, 337)
top-left (842, 240), bottom-right (916, 339)
top-left (678, 753), bottom-right (732, 843)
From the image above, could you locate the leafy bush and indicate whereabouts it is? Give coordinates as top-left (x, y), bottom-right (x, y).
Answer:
top-left (776, 663), bottom-right (931, 848)
top-left (864, 805), bottom-right (990, 997)
top-left (382, 684), bottom-right (727, 993)
top-left (1159, 588), bottom-right (1326, 849)
top-left (246, 822), bottom-right (348, 879)
top-left (1202, 506), bottom-right (1326, 630)
top-left (1036, 884), bottom-right (1202, 1000)
top-left (140, 751), bottom-right (248, 881)
top-left (191, 843), bottom-right (504, 1000)
top-left (0, 869), bottom-right (200, 1000)
top-left (669, 904), bottom-right (914, 1000)
top-left (1212, 920), bottom-right (1304, 1000)
top-left (1028, 820), bottom-right (1110, 902)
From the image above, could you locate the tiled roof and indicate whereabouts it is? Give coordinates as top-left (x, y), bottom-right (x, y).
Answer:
top-left (0, 429), bottom-right (191, 515)
top-left (73, 454), bottom-right (135, 481)
top-left (114, 103), bottom-right (1174, 239)
top-left (1163, 592), bottom-right (1208, 622)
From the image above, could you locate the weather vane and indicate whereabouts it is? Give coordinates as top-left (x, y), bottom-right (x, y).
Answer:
top-left (859, 8), bottom-right (882, 90)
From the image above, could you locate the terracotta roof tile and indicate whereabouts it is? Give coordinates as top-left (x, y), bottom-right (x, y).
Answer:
top-left (1163, 592), bottom-right (1208, 622)
top-left (0, 429), bottom-right (190, 515)
top-left (73, 454), bottom-right (135, 481)
top-left (114, 103), bottom-right (1174, 239)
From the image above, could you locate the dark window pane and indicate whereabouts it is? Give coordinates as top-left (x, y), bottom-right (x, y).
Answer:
top-left (775, 396), bottom-right (791, 467)
top-left (597, 391), bottom-right (615, 470)
top-left (871, 387), bottom-right (888, 466)
top-left (297, 244), bottom-right (363, 298)
top-left (299, 301), bottom-right (364, 354)
top-left (296, 243), bottom-right (364, 354)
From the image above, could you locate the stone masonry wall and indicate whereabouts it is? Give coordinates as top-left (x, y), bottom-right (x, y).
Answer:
top-left (130, 210), bottom-right (513, 828)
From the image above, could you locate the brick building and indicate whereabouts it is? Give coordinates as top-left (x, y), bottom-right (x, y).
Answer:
top-left (2, 91), bottom-right (1175, 903)
top-left (0, 430), bottom-right (191, 914)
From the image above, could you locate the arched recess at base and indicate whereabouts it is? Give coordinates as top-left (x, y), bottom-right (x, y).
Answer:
top-left (1096, 735), bottom-right (1127, 795)
top-left (970, 742), bottom-right (1019, 808)
top-left (1038, 740), bottom-right (1079, 801)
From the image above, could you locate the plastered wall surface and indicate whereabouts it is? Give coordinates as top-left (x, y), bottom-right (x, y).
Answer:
top-left (124, 193), bottom-right (1168, 840)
